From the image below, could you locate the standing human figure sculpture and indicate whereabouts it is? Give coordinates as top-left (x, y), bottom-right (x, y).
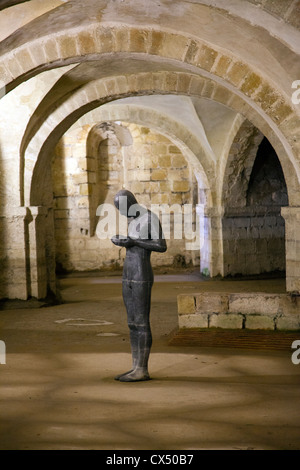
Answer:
top-left (111, 189), bottom-right (167, 382)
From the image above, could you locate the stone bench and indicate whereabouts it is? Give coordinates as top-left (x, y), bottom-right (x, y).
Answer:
top-left (177, 292), bottom-right (300, 330)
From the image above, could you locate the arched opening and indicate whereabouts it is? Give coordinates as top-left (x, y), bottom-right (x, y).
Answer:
top-left (51, 120), bottom-right (200, 277)
top-left (0, 0), bottom-right (299, 299)
top-left (223, 134), bottom-right (289, 277)
top-left (246, 137), bottom-right (288, 274)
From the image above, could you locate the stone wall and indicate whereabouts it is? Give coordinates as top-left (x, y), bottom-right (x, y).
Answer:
top-left (52, 122), bottom-right (199, 273)
top-left (1, 0), bottom-right (300, 299)
top-left (122, 123), bottom-right (198, 268)
top-left (222, 210), bottom-right (286, 276)
top-left (178, 292), bottom-right (300, 330)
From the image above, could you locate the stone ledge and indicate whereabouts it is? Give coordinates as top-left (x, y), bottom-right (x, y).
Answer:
top-left (229, 293), bottom-right (281, 315)
top-left (169, 328), bottom-right (300, 350)
top-left (209, 313), bottom-right (243, 329)
top-left (177, 292), bottom-right (300, 331)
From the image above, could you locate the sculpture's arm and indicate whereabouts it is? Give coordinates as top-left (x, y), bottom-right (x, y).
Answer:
top-left (111, 235), bottom-right (134, 248)
top-left (130, 236), bottom-right (167, 253)
top-left (129, 212), bottom-right (167, 252)
top-left (111, 234), bottom-right (166, 252)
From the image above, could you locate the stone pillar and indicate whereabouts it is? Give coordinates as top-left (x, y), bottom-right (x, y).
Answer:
top-left (26, 206), bottom-right (49, 299)
top-left (0, 206), bottom-right (56, 300)
top-left (281, 207), bottom-right (300, 293)
top-left (200, 207), bottom-right (224, 277)
top-left (0, 206), bottom-right (28, 300)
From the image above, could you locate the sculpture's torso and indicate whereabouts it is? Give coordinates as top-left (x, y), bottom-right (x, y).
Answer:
top-left (123, 213), bottom-right (154, 283)
top-left (123, 245), bottom-right (153, 283)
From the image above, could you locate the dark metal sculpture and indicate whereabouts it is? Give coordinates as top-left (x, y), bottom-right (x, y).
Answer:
top-left (111, 189), bottom-right (167, 382)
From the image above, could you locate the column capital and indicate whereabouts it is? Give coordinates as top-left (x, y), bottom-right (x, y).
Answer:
top-left (0, 205), bottom-right (27, 217)
top-left (202, 206), bottom-right (224, 218)
top-left (0, 205), bottom-right (49, 218)
top-left (26, 206), bottom-right (48, 217)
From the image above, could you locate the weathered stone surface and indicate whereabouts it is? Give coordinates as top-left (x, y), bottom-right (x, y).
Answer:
top-left (184, 39), bottom-right (199, 64)
top-left (177, 294), bottom-right (196, 314)
top-left (172, 180), bottom-right (190, 192)
top-left (151, 169), bottom-right (167, 181)
top-left (129, 28), bottom-right (149, 53)
top-left (209, 313), bottom-right (243, 329)
top-left (280, 294), bottom-right (300, 314)
top-left (229, 294), bottom-right (280, 315)
top-left (213, 55), bottom-right (232, 77)
top-left (212, 86), bottom-right (232, 105)
top-left (227, 62), bottom-right (251, 87)
top-left (245, 315), bottom-right (274, 330)
top-left (58, 35), bottom-right (78, 58)
top-left (96, 27), bottom-right (114, 53)
top-left (77, 31), bottom-right (96, 55)
top-left (240, 72), bottom-right (262, 97)
top-left (276, 316), bottom-right (300, 331)
top-left (196, 293), bottom-right (229, 314)
top-left (149, 30), bottom-right (164, 55)
top-left (188, 76), bottom-right (205, 95)
top-left (196, 44), bottom-right (218, 71)
top-left (159, 33), bottom-right (189, 60)
top-left (179, 313), bottom-right (208, 328)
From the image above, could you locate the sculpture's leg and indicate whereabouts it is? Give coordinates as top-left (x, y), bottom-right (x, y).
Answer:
top-left (118, 324), bottom-right (151, 382)
top-left (114, 327), bottom-right (138, 380)
top-left (119, 281), bottom-right (152, 382)
top-left (114, 280), bottom-right (136, 380)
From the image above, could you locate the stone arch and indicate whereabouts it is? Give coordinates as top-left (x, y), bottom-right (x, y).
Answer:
top-left (0, 3), bottom-right (298, 106)
top-left (27, 72), bottom-right (217, 207)
top-left (86, 121), bottom-right (133, 236)
top-left (25, 71), bottom-right (298, 209)
top-left (51, 117), bottom-right (202, 274)
top-left (52, 104), bottom-right (213, 269)
top-left (221, 121), bottom-right (289, 277)
top-left (70, 101), bottom-right (217, 272)
top-left (2, 0), bottom-right (300, 296)
top-left (0, 4), bottom-right (296, 203)
top-left (23, 68), bottom-right (300, 288)
top-left (2, 0), bottom-right (299, 50)
top-left (69, 101), bottom-right (213, 205)
top-left (222, 120), bottom-right (265, 212)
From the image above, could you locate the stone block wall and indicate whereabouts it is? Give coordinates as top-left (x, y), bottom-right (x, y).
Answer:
top-left (51, 122), bottom-right (199, 272)
top-left (178, 292), bottom-right (300, 330)
top-left (222, 210), bottom-right (286, 276)
top-left (122, 123), bottom-right (198, 268)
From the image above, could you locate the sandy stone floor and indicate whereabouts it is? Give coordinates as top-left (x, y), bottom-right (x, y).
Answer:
top-left (0, 272), bottom-right (299, 450)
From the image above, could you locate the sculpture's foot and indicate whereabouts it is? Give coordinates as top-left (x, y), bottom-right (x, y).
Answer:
top-left (118, 368), bottom-right (150, 382)
top-left (114, 370), bottom-right (134, 381)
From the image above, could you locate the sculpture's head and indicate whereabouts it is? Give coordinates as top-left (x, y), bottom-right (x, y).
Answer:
top-left (114, 189), bottom-right (138, 217)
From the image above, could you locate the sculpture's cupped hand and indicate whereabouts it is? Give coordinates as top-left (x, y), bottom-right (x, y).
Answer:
top-left (111, 235), bottom-right (134, 248)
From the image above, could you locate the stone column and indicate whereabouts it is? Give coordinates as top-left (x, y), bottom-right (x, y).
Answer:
top-left (0, 206), bottom-right (28, 300)
top-left (199, 206), bottom-right (224, 278)
top-left (26, 206), bottom-right (49, 299)
top-left (281, 207), bottom-right (300, 293)
top-left (0, 209), bottom-right (55, 301)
